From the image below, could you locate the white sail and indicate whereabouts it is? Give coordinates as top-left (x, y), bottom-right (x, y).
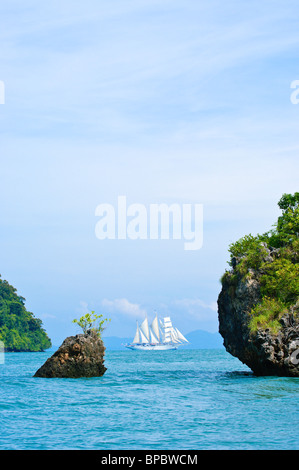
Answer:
top-left (170, 331), bottom-right (178, 343)
top-left (139, 327), bottom-right (149, 343)
top-left (170, 329), bottom-right (181, 343)
top-left (150, 315), bottom-right (161, 342)
top-left (163, 316), bottom-right (172, 328)
top-left (174, 327), bottom-right (188, 343)
top-left (149, 327), bottom-right (159, 344)
top-left (140, 317), bottom-right (150, 343)
top-left (132, 321), bottom-right (140, 344)
top-left (162, 316), bottom-right (173, 343)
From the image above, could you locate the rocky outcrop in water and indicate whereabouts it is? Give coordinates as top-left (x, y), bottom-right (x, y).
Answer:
top-left (218, 251), bottom-right (299, 377)
top-left (34, 330), bottom-right (107, 378)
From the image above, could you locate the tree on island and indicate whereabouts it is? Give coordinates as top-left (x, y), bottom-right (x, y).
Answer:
top-left (72, 311), bottom-right (110, 337)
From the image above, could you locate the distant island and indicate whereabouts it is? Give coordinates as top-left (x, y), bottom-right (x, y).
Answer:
top-left (0, 275), bottom-right (51, 352)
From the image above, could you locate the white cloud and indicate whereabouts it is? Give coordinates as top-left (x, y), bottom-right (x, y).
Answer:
top-left (38, 313), bottom-right (56, 319)
top-left (77, 301), bottom-right (90, 316)
top-left (102, 298), bottom-right (147, 319)
top-left (173, 298), bottom-right (218, 325)
top-left (175, 298), bottom-right (217, 312)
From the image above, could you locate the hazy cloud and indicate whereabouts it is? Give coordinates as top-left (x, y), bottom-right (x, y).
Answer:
top-left (102, 298), bottom-right (147, 319)
top-left (175, 298), bottom-right (217, 312)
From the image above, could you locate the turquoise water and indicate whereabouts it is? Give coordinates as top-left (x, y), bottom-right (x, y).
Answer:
top-left (0, 349), bottom-right (298, 450)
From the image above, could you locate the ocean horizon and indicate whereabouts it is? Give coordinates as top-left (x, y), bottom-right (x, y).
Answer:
top-left (0, 348), bottom-right (298, 450)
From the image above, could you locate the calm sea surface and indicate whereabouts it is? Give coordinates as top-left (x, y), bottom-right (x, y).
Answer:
top-left (0, 349), bottom-right (298, 450)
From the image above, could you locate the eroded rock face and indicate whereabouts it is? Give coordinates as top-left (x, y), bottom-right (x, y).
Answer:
top-left (218, 263), bottom-right (299, 377)
top-left (34, 331), bottom-right (107, 378)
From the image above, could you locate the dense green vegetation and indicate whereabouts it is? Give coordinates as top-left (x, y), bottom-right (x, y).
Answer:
top-left (222, 193), bottom-right (299, 334)
top-left (0, 276), bottom-right (51, 351)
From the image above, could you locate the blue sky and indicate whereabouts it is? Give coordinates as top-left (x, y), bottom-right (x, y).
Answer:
top-left (0, 1), bottom-right (299, 344)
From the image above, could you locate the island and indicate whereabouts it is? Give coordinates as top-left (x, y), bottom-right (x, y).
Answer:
top-left (0, 275), bottom-right (51, 352)
top-left (218, 193), bottom-right (299, 376)
top-left (34, 330), bottom-right (107, 378)
top-left (34, 312), bottom-right (108, 378)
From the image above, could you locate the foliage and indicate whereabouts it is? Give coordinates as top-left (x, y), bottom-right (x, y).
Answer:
top-left (249, 297), bottom-right (288, 334)
top-left (260, 258), bottom-right (299, 305)
top-left (264, 192), bottom-right (299, 248)
top-left (72, 311), bottom-right (110, 337)
top-left (223, 193), bottom-right (299, 334)
top-left (0, 276), bottom-right (52, 352)
top-left (228, 234), bottom-right (269, 275)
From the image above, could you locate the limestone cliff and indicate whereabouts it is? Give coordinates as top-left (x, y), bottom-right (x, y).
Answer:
top-left (218, 248), bottom-right (299, 377)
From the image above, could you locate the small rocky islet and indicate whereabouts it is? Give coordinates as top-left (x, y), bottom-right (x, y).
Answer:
top-left (34, 330), bottom-right (107, 378)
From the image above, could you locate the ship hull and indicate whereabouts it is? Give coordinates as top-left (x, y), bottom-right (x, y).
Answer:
top-left (125, 343), bottom-right (178, 351)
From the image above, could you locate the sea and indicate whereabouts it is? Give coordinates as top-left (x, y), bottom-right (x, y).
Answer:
top-left (0, 348), bottom-right (298, 450)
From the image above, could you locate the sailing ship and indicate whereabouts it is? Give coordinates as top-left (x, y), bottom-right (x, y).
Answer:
top-left (125, 314), bottom-right (189, 350)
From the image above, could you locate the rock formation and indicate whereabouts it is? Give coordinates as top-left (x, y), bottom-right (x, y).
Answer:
top-left (218, 251), bottom-right (299, 377)
top-left (218, 193), bottom-right (299, 376)
top-left (34, 330), bottom-right (107, 378)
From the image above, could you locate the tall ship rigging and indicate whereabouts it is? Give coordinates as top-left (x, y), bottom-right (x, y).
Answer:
top-left (125, 314), bottom-right (189, 350)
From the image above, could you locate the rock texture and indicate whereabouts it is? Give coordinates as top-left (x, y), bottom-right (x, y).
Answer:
top-left (34, 330), bottom-right (107, 378)
top-left (218, 257), bottom-right (299, 377)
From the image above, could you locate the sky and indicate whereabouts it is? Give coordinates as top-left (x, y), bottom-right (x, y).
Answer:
top-left (0, 1), bottom-right (299, 345)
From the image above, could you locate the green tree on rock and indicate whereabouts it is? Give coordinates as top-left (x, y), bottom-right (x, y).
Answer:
top-left (72, 311), bottom-right (110, 337)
